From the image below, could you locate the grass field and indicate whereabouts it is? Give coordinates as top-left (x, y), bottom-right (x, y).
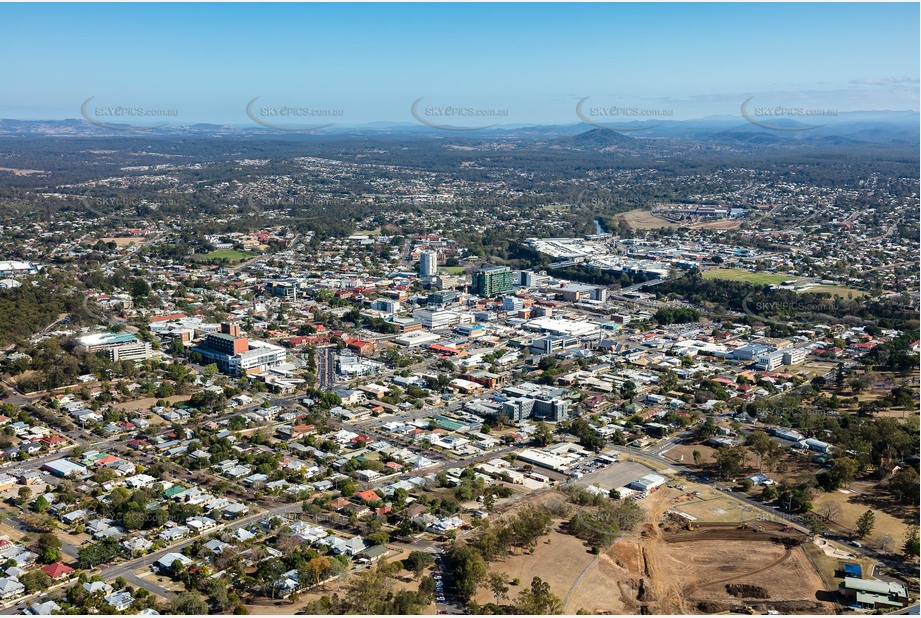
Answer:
top-left (352, 229), bottom-right (381, 236)
top-left (702, 269), bottom-right (797, 285)
top-left (439, 265), bottom-right (468, 274)
top-left (617, 209), bottom-right (679, 230)
top-left (192, 249), bottom-right (256, 262)
top-left (702, 270), bottom-right (866, 297)
top-left (808, 285), bottom-right (867, 299)
top-left (810, 487), bottom-right (914, 543)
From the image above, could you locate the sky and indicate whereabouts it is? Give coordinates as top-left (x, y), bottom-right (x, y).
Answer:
top-left (0, 3), bottom-right (918, 127)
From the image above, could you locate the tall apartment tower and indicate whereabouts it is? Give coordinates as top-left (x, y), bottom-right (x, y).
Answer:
top-left (419, 250), bottom-right (438, 277)
top-left (473, 266), bottom-right (515, 296)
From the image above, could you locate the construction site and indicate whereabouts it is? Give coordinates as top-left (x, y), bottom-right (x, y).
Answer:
top-left (475, 484), bottom-right (836, 614)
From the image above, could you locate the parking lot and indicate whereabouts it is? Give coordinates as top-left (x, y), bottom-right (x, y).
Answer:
top-left (574, 460), bottom-right (658, 492)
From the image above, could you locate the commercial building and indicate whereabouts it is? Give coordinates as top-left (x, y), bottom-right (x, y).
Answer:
top-left (266, 280), bottom-right (297, 298)
top-left (0, 261), bottom-right (39, 277)
top-left (419, 250), bottom-right (438, 277)
top-left (413, 309), bottom-right (460, 329)
top-left (390, 317), bottom-right (423, 333)
top-left (393, 331), bottom-right (441, 347)
top-left (517, 443), bottom-right (588, 472)
top-left (79, 333), bottom-right (152, 362)
top-left (427, 290), bottom-right (460, 306)
top-left (755, 350), bottom-right (786, 371)
top-left (502, 296), bottom-right (524, 312)
top-left (473, 266), bottom-right (515, 297)
top-left (838, 578), bottom-right (908, 609)
top-left (529, 335), bottom-right (580, 355)
top-left (191, 324), bottom-right (287, 376)
top-left (629, 474), bottom-right (667, 491)
top-left (371, 299), bottom-right (400, 314)
top-left (546, 282), bottom-right (607, 303)
top-left (782, 347), bottom-right (808, 365)
top-left (41, 459), bottom-right (89, 479)
top-left (731, 343), bottom-right (774, 361)
top-left (499, 394), bottom-right (569, 422)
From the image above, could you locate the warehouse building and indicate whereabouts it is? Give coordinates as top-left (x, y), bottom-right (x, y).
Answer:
top-left (41, 459), bottom-right (89, 479)
top-left (838, 578), bottom-right (908, 609)
top-left (629, 473), bottom-right (667, 491)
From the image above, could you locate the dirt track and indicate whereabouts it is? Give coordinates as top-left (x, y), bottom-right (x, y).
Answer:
top-left (663, 521), bottom-right (808, 544)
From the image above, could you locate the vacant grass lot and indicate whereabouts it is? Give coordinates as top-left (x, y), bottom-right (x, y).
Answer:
top-left (702, 269), bottom-right (797, 285)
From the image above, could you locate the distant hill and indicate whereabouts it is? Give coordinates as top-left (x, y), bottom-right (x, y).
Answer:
top-left (554, 128), bottom-right (642, 150)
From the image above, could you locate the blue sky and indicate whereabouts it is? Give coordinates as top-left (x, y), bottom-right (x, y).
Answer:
top-left (0, 3), bottom-right (918, 126)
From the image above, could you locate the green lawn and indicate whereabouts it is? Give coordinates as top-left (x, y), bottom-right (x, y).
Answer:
top-left (703, 270), bottom-right (866, 297)
top-left (702, 269), bottom-right (799, 285)
top-left (192, 249), bottom-right (257, 263)
top-left (440, 266), bottom-right (468, 274)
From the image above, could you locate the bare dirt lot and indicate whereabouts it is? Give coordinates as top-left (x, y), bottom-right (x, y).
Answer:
top-left (102, 236), bottom-right (145, 246)
top-left (113, 395), bottom-right (191, 412)
top-left (629, 511), bottom-right (836, 615)
top-left (470, 487), bottom-right (835, 614)
top-left (653, 534), bottom-right (833, 613)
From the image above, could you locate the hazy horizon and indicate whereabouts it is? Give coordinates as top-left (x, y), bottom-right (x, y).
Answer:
top-left (0, 3), bottom-right (918, 129)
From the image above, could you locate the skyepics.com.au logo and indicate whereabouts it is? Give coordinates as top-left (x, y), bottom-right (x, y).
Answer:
top-left (741, 292), bottom-right (842, 329)
top-left (410, 97), bottom-right (509, 131)
top-left (576, 97), bottom-right (673, 132)
top-left (576, 188), bottom-right (650, 211)
top-left (740, 97), bottom-right (838, 132)
top-left (75, 192), bottom-right (180, 229)
top-left (81, 97), bottom-right (179, 131)
top-left (237, 196), bottom-right (326, 225)
top-left (246, 97), bottom-right (344, 132)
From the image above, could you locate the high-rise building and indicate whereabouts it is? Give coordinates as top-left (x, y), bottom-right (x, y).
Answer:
top-left (419, 250), bottom-right (438, 277)
top-left (316, 344), bottom-right (337, 391)
top-left (473, 266), bottom-right (514, 297)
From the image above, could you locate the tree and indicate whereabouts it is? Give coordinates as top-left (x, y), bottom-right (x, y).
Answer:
top-left (855, 509), bottom-right (875, 539)
top-left (888, 466), bottom-right (921, 505)
top-left (692, 450), bottom-right (702, 466)
top-left (486, 572), bottom-right (509, 605)
top-left (902, 525), bottom-right (919, 559)
top-left (828, 457), bottom-right (860, 489)
top-left (515, 577), bottom-right (563, 614)
top-left (744, 431), bottom-right (773, 472)
top-left (40, 546), bottom-right (61, 564)
top-left (171, 591), bottom-right (209, 615)
top-left (819, 502), bottom-right (843, 523)
top-left (534, 422), bottom-right (554, 447)
top-left (404, 551), bottom-right (435, 579)
top-left (872, 533), bottom-right (894, 554)
top-left (715, 446), bottom-right (746, 480)
top-left (16, 486), bottom-right (31, 506)
top-left (450, 545), bottom-right (486, 602)
top-left (20, 570), bottom-right (52, 593)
